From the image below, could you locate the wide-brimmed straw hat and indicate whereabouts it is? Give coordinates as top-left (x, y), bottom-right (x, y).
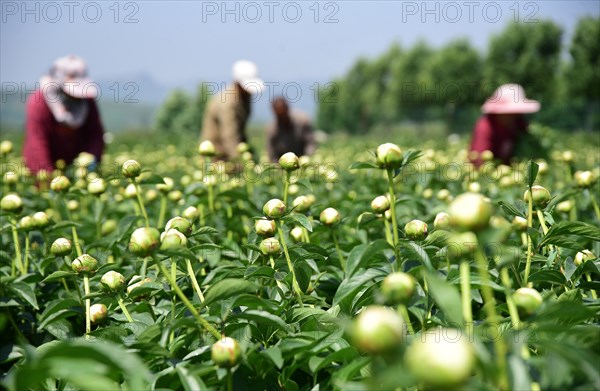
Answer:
top-left (481, 84), bottom-right (540, 114)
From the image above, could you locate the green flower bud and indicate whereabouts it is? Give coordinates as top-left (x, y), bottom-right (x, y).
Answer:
top-left (446, 232), bottom-right (478, 261)
top-left (574, 250), bottom-right (596, 266)
top-left (87, 178), bottom-right (107, 195)
top-left (71, 254), bottom-right (98, 274)
top-left (160, 229), bottom-right (188, 249)
top-left (263, 199), bottom-right (286, 219)
top-left (512, 216), bottom-right (528, 231)
top-left (320, 207), bottom-right (341, 226)
top-left (122, 159), bottom-right (142, 178)
top-left (100, 270), bottom-right (125, 291)
top-left (32, 211), bottom-right (50, 228)
top-left (211, 337), bottom-right (242, 368)
top-left (255, 219), bottom-right (276, 236)
top-left (449, 192), bottom-right (492, 231)
top-left (562, 150), bottom-right (574, 162)
top-left (556, 200), bottom-right (574, 213)
top-left (51, 238), bottom-right (72, 256)
top-left (467, 182), bottom-right (481, 193)
top-left (352, 306), bottom-right (405, 355)
top-left (67, 199), bottom-right (79, 211)
top-left (404, 219), bottom-right (428, 241)
top-left (574, 170), bottom-right (596, 188)
top-left (127, 275), bottom-right (152, 296)
top-left (523, 185), bottom-right (551, 208)
top-left (50, 175), bottom-right (71, 192)
top-left (19, 216), bottom-right (35, 231)
top-left (433, 212), bottom-right (451, 230)
top-left (292, 195), bottom-right (311, 212)
top-left (381, 272), bottom-right (415, 305)
top-left (406, 328), bottom-right (475, 388)
top-left (375, 143), bottom-right (403, 169)
top-left (124, 183), bottom-right (138, 199)
top-left (279, 152), bottom-right (300, 171)
top-left (371, 195), bottom-right (390, 213)
top-left (128, 227), bottom-right (160, 257)
top-left (168, 190), bottom-right (183, 202)
top-left (237, 142), bottom-right (249, 154)
top-left (90, 303), bottom-right (108, 324)
top-left (1, 194), bottom-right (23, 213)
top-left (157, 177), bottom-right (174, 193)
top-left (0, 140), bottom-right (14, 155)
top-left (101, 219), bottom-right (118, 236)
top-left (198, 140), bottom-right (216, 157)
top-left (290, 226), bottom-right (304, 242)
top-left (513, 287), bottom-right (543, 317)
top-left (259, 237), bottom-right (281, 255)
top-left (182, 206), bottom-right (199, 221)
top-left (4, 171), bottom-right (18, 185)
top-left (165, 216), bottom-right (192, 236)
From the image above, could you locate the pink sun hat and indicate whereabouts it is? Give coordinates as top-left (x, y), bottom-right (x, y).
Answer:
top-left (481, 84), bottom-right (540, 114)
top-left (41, 55), bottom-right (99, 99)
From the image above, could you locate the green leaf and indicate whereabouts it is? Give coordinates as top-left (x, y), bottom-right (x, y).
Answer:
top-left (498, 201), bottom-right (526, 218)
top-left (283, 214), bottom-right (313, 232)
top-left (527, 270), bottom-right (567, 285)
top-left (425, 272), bottom-right (464, 327)
top-left (158, 247), bottom-right (198, 261)
top-left (42, 271), bottom-right (76, 283)
top-left (10, 281), bottom-right (39, 309)
top-left (175, 364), bottom-right (204, 391)
top-left (539, 221), bottom-right (600, 249)
top-left (139, 174), bottom-right (165, 184)
top-left (202, 278), bottom-right (256, 307)
top-left (262, 346), bottom-right (284, 369)
top-left (234, 310), bottom-right (292, 332)
top-left (333, 268), bottom-right (387, 309)
top-left (346, 239), bottom-right (392, 278)
top-left (349, 161), bottom-right (379, 170)
top-left (39, 299), bottom-right (81, 330)
top-left (190, 226), bottom-right (219, 236)
top-left (525, 160), bottom-right (539, 187)
top-left (51, 221), bottom-right (82, 229)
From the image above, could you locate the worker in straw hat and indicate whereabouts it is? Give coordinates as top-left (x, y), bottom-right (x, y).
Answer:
top-left (469, 84), bottom-right (540, 167)
top-left (200, 60), bottom-right (264, 161)
top-left (23, 55), bottom-right (105, 174)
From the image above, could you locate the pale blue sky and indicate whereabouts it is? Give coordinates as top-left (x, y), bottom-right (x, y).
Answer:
top-left (2, 0), bottom-right (598, 89)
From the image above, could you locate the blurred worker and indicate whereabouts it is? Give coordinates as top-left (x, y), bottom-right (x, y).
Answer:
top-left (469, 84), bottom-right (540, 167)
top-left (23, 55), bottom-right (104, 174)
top-left (267, 96), bottom-right (317, 162)
top-left (201, 60), bottom-right (264, 160)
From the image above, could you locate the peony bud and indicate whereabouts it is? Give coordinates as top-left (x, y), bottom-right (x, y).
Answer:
top-left (556, 200), bottom-right (574, 213)
top-left (168, 190), bottom-right (183, 203)
top-left (1, 194), bottom-right (23, 213)
top-left (371, 195), bottom-right (390, 213)
top-left (32, 211), bottom-right (50, 228)
top-left (352, 306), bottom-right (405, 354)
top-left (290, 226), bottom-right (304, 242)
top-left (157, 177), bottom-right (174, 193)
top-left (449, 192), bottom-right (492, 231)
top-left (128, 227), bottom-right (160, 257)
top-left (320, 207), bottom-right (341, 226)
top-left (19, 216), bottom-right (35, 231)
top-left (165, 216), bottom-right (192, 236)
top-left (101, 219), bottom-right (118, 236)
top-left (4, 171), bottom-right (18, 185)
top-left (574, 170), bottom-right (596, 188)
top-left (198, 140), bottom-right (216, 157)
top-left (513, 287), bottom-right (543, 317)
top-left (211, 337), bottom-right (242, 368)
top-left (49, 175), bottom-right (70, 192)
top-left (122, 159), bottom-right (142, 178)
top-left (279, 152), bottom-right (300, 171)
top-left (259, 237), bottom-right (281, 255)
top-left (87, 178), bottom-right (107, 195)
top-left (375, 143), bottom-right (403, 169)
top-left (446, 232), bottom-right (478, 260)
top-left (100, 270), bottom-right (125, 291)
top-left (0, 140), bottom-right (14, 155)
top-left (255, 219), bottom-right (276, 236)
top-left (51, 238), bottom-right (72, 256)
top-left (124, 183), bottom-right (138, 199)
top-left (90, 303), bottom-right (108, 324)
top-left (381, 272), bottom-right (415, 305)
top-left (512, 216), bottom-right (528, 231)
top-left (433, 212), bottom-right (451, 230)
top-left (71, 254), bottom-right (98, 274)
top-left (404, 219), bottom-right (428, 241)
top-left (263, 199), bottom-right (286, 219)
top-left (67, 200), bottom-right (79, 211)
top-left (160, 229), bottom-right (188, 249)
top-left (405, 328), bottom-right (474, 388)
top-left (127, 275), bottom-right (152, 296)
top-left (574, 250), bottom-right (596, 266)
top-left (292, 195), bottom-right (311, 213)
top-left (182, 206), bottom-right (199, 221)
top-left (523, 185), bottom-right (551, 208)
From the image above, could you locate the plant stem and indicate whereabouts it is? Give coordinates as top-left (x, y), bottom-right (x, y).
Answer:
top-left (156, 260), bottom-right (221, 339)
top-left (536, 210), bottom-right (549, 235)
top-left (72, 226), bottom-right (83, 257)
top-left (227, 368), bottom-right (233, 391)
top-left (10, 218), bottom-right (23, 276)
top-left (460, 260), bottom-right (473, 335)
top-left (140, 257), bottom-right (149, 282)
top-left (585, 273), bottom-right (598, 299)
top-left (398, 304), bottom-right (414, 335)
top-left (383, 218), bottom-right (393, 247)
top-left (474, 246), bottom-right (508, 390)
top-left (386, 169), bottom-right (400, 271)
top-left (589, 191), bottom-right (600, 221)
top-left (283, 171), bottom-right (290, 205)
top-left (500, 268), bottom-right (521, 329)
top-left (117, 296), bottom-right (134, 323)
top-left (158, 195), bottom-right (167, 228)
top-left (132, 180), bottom-right (150, 228)
top-left (524, 187), bottom-right (534, 286)
top-left (277, 225), bottom-right (304, 306)
top-left (83, 274), bottom-right (91, 338)
top-left (186, 259), bottom-right (205, 303)
top-left (205, 157), bottom-right (215, 212)
top-left (332, 230), bottom-right (346, 272)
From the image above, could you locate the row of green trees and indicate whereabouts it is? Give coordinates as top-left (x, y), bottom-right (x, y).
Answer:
top-left (316, 17), bottom-right (599, 133)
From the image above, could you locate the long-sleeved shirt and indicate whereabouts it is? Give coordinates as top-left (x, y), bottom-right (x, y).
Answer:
top-left (23, 90), bottom-right (104, 173)
top-left (469, 114), bottom-right (528, 167)
top-left (201, 84), bottom-right (251, 160)
top-left (266, 110), bottom-right (316, 162)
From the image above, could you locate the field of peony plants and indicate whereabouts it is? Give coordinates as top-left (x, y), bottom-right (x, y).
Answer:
top-left (0, 131), bottom-right (599, 391)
